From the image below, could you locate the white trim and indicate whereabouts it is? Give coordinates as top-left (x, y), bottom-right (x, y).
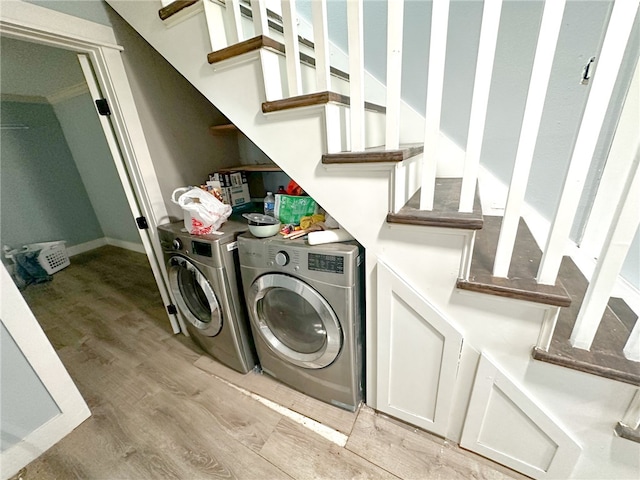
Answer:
top-left (346, 0), bottom-right (365, 151)
top-left (0, 265), bottom-right (91, 480)
top-left (0, 0), bottom-right (119, 49)
top-left (384, 0), bottom-right (404, 150)
top-left (281, 0), bottom-right (302, 97)
top-left (66, 238), bottom-right (108, 257)
top-left (105, 238), bottom-right (145, 254)
top-left (250, 0), bottom-right (269, 37)
top-left (419, 0), bottom-right (449, 210)
top-left (311, 0), bottom-right (330, 92)
top-left (459, 0), bottom-right (502, 213)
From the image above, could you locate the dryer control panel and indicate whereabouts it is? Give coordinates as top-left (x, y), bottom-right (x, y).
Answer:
top-left (308, 253), bottom-right (344, 274)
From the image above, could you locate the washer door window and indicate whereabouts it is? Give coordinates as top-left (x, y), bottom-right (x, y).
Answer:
top-left (168, 256), bottom-right (222, 336)
top-left (248, 274), bottom-right (342, 369)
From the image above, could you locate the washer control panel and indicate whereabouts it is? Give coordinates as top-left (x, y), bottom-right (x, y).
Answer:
top-left (274, 251), bottom-right (289, 266)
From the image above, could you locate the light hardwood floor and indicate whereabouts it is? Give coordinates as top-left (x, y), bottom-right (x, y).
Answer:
top-left (17, 246), bottom-right (527, 480)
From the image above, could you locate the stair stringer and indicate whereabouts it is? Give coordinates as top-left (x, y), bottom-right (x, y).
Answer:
top-left (105, 3), bottom-right (640, 479)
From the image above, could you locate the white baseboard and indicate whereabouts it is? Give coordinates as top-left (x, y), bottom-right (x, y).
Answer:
top-left (66, 238), bottom-right (107, 257)
top-left (66, 238), bottom-right (145, 257)
top-left (105, 238), bottom-right (145, 254)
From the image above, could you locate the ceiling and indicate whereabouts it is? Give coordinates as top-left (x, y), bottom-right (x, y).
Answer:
top-left (0, 36), bottom-right (86, 98)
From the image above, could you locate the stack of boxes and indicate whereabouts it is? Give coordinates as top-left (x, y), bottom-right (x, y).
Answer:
top-left (207, 170), bottom-right (251, 208)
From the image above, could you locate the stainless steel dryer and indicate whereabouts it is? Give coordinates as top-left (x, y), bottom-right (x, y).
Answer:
top-left (158, 220), bottom-right (257, 373)
top-left (238, 233), bottom-right (364, 411)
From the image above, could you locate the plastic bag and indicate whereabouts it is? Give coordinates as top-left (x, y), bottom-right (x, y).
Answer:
top-left (171, 187), bottom-right (232, 235)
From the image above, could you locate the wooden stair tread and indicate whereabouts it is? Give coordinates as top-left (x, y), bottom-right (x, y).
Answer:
top-left (262, 91), bottom-right (385, 114)
top-left (322, 143), bottom-right (423, 164)
top-left (386, 179), bottom-right (483, 230)
top-left (532, 258), bottom-right (639, 386)
top-left (208, 35), bottom-right (283, 63)
top-left (209, 123), bottom-right (238, 135)
top-left (159, 0), bottom-right (199, 21)
top-left (456, 216), bottom-right (571, 307)
top-left (207, 35), bottom-right (349, 81)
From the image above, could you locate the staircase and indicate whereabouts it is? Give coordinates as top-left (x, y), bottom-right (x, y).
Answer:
top-left (107, 1), bottom-right (639, 478)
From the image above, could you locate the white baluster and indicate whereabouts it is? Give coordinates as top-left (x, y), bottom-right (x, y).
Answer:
top-left (492, 0), bottom-right (566, 278)
top-left (419, 0), bottom-right (449, 210)
top-left (458, 0), bottom-right (503, 213)
top-left (623, 320), bottom-right (640, 362)
top-left (312, 0), bottom-right (331, 92)
top-left (570, 147), bottom-right (639, 350)
top-left (537, 0), bottom-right (639, 285)
top-left (250, 0), bottom-right (269, 37)
top-left (281, 0), bottom-right (302, 97)
top-left (385, 0), bottom-right (404, 150)
top-left (225, 0), bottom-right (243, 44)
top-left (347, 0), bottom-right (365, 151)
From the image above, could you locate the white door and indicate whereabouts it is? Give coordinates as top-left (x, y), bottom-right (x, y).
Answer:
top-left (0, 266), bottom-right (91, 480)
top-left (76, 54), bottom-right (179, 333)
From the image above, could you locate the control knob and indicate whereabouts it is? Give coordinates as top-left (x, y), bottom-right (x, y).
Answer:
top-left (275, 251), bottom-right (289, 266)
top-left (172, 238), bottom-right (183, 250)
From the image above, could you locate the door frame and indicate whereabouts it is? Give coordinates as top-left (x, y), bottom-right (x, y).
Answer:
top-left (0, 1), bottom-right (179, 333)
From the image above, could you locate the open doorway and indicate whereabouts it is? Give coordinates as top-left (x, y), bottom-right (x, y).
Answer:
top-left (0, 37), bottom-right (144, 264)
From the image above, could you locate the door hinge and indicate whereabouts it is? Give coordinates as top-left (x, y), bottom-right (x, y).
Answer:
top-left (167, 304), bottom-right (178, 315)
top-left (95, 98), bottom-right (111, 116)
top-left (136, 216), bottom-right (149, 230)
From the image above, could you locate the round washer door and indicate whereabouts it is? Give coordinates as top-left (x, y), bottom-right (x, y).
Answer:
top-left (248, 273), bottom-right (342, 369)
top-left (167, 256), bottom-right (222, 337)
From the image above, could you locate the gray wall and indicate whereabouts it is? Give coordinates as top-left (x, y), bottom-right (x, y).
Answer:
top-left (0, 322), bottom-right (61, 452)
top-left (53, 93), bottom-right (141, 245)
top-left (0, 101), bottom-right (104, 249)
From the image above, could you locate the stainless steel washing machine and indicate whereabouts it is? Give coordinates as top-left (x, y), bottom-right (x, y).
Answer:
top-left (238, 233), bottom-right (364, 411)
top-left (158, 219), bottom-right (257, 373)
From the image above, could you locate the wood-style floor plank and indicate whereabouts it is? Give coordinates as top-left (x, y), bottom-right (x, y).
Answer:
top-left (260, 417), bottom-right (399, 479)
top-left (195, 354), bottom-right (358, 435)
top-left (16, 246), bottom-right (525, 480)
top-left (346, 407), bottom-right (529, 480)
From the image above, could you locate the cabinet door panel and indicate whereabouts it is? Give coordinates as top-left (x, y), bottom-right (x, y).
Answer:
top-left (376, 260), bottom-right (462, 436)
top-left (461, 354), bottom-right (581, 479)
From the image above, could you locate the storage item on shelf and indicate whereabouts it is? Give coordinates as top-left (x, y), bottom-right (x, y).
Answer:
top-left (274, 194), bottom-right (317, 225)
top-left (171, 186), bottom-right (232, 235)
top-left (263, 191), bottom-right (275, 217)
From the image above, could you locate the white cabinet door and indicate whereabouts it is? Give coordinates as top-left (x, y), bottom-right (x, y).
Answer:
top-left (0, 266), bottom-right (90, 480)
top-left (461, 353), bottom-right (581, 479)
top-left (376, 259), bottom-right (463, 437)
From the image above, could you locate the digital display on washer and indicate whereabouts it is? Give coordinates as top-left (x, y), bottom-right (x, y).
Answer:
top-left (192, 241), bottom-right (212, 257)
top-left (308, 253), bottom-right (344, 274)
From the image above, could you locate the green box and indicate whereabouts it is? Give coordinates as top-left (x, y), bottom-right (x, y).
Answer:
top-left (275, 195), bottom-right (317, 225)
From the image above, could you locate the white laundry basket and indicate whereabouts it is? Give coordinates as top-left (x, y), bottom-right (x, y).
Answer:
top-left (11, 241), bottom-right (70, 274)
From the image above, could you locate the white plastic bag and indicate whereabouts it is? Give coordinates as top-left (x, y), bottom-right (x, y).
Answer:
top-left (171, 187), bottom-right (232, 235)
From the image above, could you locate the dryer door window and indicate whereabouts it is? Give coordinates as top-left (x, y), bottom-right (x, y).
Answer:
top-left (168, 256), bottom-right (222, 336)
top-left (249, 274), bottom-right (342, 369)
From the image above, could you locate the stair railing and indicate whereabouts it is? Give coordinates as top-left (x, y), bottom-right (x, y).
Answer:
top-left (223, 0), bottom-right (639, 354)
